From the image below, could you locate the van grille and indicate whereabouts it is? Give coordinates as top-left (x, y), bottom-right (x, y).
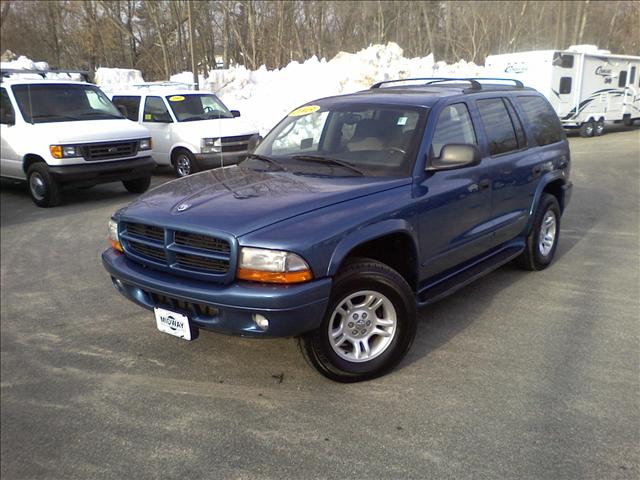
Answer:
top-left (120, 222), bottom-right (233, 281)
top-left (221, 134), bottom-right (253, 153)
top-left (82, 141), bottom-right (138, 161)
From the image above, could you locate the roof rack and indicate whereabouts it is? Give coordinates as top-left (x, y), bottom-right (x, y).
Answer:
top-left (1, 68), bottom-right (90, 82)
top-left (129, 81), bottom-right (196, 90)
top-left (370, 77), bottom-right (523, 90)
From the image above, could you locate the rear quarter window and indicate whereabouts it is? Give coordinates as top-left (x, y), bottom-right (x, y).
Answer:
top-left (476, 98), bottom-right (519, 155)
top-left (516, 96), bottom-right (564, 146)
top-left (112, 96), bottom-right (141, 122)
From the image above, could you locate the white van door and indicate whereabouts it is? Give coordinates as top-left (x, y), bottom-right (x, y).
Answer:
top-left (0, 87), bottom-right (24, 179)
top-left (142, 96), bottom-right (173, 166)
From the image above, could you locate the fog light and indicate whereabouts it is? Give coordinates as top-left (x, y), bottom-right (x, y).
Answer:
top-left (253, 314), bottom-right (269, 331)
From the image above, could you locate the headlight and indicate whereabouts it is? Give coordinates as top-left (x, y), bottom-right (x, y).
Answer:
top-left (49, 145), bottom-right (79, 159)
top-left (139, 138), bottom-right (152, 150)
top-left (108, 218), bottom-right (123, 252)
top-left (237, 247), bottom-right (313, 284)
top-left (201, 138), bottom-right (222, 153)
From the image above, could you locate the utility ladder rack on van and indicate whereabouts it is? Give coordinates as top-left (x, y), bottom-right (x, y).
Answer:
top-left (0, 68), bottom-right (90, 82)
top-left (370, 77), bottom-right (525, 91)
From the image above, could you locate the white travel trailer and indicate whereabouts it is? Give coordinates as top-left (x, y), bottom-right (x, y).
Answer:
top-left (486, 45), bottom-right (640, 137)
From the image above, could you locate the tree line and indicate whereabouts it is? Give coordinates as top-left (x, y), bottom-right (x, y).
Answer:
top-left (1, 0), bottom-right (638, 80)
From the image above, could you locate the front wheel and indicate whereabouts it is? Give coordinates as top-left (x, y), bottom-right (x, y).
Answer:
top-left (27, 163), bottom-right (61, 207)
top-left (299, 258), bottom-right (416, 382)
top-left (123, 176), bottom-right (151, 193)
top-left (516, 193), bottom-right (561, 271)
top-left (173, 150), bottom-right (198, 177)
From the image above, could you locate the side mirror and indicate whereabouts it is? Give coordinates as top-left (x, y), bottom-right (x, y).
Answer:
top-left (247, 134), bottom-right (262, 153)
top-left (231, 110), bottom-right (241, 118)
top-left (427, 144), bottom-right (481, 171)
top-left (1, 110), bottom-right (15, 126)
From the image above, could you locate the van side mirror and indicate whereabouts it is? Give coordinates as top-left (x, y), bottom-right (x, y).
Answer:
top-left (231, 110), bottom-right (241, 118)
top-left (427, 144), bottom-right (481, 171)
top-left (1, 109), bottom-right (15, 126)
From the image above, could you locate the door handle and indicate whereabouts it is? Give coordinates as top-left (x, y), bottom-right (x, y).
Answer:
top-left (479, 179), bottom-right (491, 190)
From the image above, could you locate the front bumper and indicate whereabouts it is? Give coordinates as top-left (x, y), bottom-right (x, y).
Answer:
top-left (102, 248), bottom-right (331, 338)
top-left (49, 156), bottom-right (155, 185)
top-left (195, 151), bottom-right (247, 169)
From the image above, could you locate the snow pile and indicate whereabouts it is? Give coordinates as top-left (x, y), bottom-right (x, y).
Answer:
top-left (0, 55), bottom-right (83, 80)
top-left (95, 67), bottom-right (144, 92)
top-left (172, 43), bottom-right (486, 134)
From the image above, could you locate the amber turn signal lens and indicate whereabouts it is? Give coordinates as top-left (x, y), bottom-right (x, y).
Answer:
top-left (237, 268), bottom-right (313, 284)
top-left (110, 239), bottom-right (123, 253)
top-left (49, 145), bottom-right (63, 159)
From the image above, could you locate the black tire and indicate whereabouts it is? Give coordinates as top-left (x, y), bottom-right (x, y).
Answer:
top-left (26, 162), bottom-right (61, 207)
top-left (516, 193), bottom-right (561, 271)
top-left (579, 121), bottom-right (595, 137)
top-left (172, 149), bottom-right (198, 177)
top-left (623, 116), bottom-right (633, 127)
top-left (298, 258), bottom-right (417, 383)
top-left (594, 118), bottom-right (605, 136)
top-left (122, 176), bottom-right (151, 193)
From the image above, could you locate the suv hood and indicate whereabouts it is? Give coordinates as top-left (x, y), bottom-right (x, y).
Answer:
top-left (118, 166), bottom-right (409, 238)
top-left (28, 119), bottom-right (149, 144)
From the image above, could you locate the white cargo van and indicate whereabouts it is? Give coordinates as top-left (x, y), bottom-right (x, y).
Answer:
top-left (486, 45), bottom-right (640, 136)
top-left (0, 71), bottom-right (154, 207)
top-left (110, 86), bottom-right (259, 177)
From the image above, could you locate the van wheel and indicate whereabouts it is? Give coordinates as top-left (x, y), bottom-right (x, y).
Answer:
top-left (123, 176), bottom-right (151, 193)
top-left (579, 121), bottom-right (595, 137)
top-left (298, 258), bottom-right (416, 383)
top-left (173, 150), bottom-right (198, 177)
top-left (27, 163), bottom-right (61, 207)
top-left (516, 193), bottom-right (561, 271)
top-left (594, 118), bottom-right (605, 136)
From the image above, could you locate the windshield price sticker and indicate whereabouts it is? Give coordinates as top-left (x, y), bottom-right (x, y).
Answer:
top-left (168, 95), bottom-right (185, 102)
top-left (289, 105), bottom-right (321, 117)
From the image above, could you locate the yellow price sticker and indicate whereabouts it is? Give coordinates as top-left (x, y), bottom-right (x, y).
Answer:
top-left (144, 113), bottom-right (152, 120)
top-left (289, 105), bottom-right (320, 117)
top-left (168, 95), bottom-right (185, 102)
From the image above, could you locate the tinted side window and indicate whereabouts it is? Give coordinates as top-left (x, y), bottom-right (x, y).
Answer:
top-left (516, 96), bottom-right (564, 146)
top-left (504, 99), bottom-right (526, 149)
top-left (143, 96), bottom-right (171, 122)
top-left (618, 71), bottom-right (627, 87)
top-left (477, 98), bottom-right (518, 155)
top-left (559, 77), bottom-right (572, 94)
top-left (0, 88), bottom-right (15, 124)
top-left (112, 96), bottom-right (141, 121)
top-left (431, 103), bottom-right (476, 157)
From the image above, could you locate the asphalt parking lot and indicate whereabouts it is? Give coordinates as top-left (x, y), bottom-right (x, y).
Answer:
top-left (1, 127), bottom-right (639, 479)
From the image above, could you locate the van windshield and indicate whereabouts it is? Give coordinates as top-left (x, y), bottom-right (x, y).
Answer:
top-left (11, 84), bottom-right (123, 123)
top-left (165, 94), bottom-right (233, 121)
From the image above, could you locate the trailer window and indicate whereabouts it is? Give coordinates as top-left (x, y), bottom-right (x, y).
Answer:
top-left (516, 96), bottom-right (564, 146)
top-left (559, 77), bottom-right (572, 94)
top-left (618, 71), bottom-right (627, 87)
top-left (477, 98), bottom-right (518, 155)
top-left (629, 66), bottom-right (636, 85)
top-left (553, 53), bottom-right (574, 68)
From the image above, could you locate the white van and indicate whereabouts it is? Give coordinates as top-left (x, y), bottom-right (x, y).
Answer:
top-left (0, 74), bottom-right (154, 207)
top-left (110, 87), bottom-right (259, 177)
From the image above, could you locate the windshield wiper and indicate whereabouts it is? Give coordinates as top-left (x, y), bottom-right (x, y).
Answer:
top-left (291, 155), bottom-right (364, 176)
top-left (76, 112), bottom-right (123, 119)
top-left (246, 153), bottom-right (287, 171)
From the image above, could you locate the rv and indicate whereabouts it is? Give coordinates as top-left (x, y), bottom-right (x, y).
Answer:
top-left (486, 46), bottom-right (640, 137)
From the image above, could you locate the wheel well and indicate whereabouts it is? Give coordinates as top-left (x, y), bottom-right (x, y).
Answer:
top-left (342, 233), bottom-right (418, 291)
top-left (543, 179), bottom-right (565, 212)
top-left (171, 147), bottom-right (191, 165)
top-left (23, 154), bottom-right (45, 173)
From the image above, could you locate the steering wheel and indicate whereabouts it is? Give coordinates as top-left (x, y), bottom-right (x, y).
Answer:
top-left (384, 147), bottom-right (406, 155)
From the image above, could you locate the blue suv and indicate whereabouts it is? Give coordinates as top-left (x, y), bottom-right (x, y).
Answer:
top-left (102, 78), bottom-right (572, 382)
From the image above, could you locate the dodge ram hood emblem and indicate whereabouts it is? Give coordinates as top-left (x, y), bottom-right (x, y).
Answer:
top-left (176, 203), bottom-right (190, 212)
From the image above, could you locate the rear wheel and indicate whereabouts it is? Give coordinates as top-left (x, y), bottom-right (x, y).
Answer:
top-left (516, 193), bottom-right (561, 271)
top-left (579, 121), bottom-right (595, 137)
top-left (594, 118), bottom-right (605, 136)
top-left (299, 258), bottom-right (416, 382)
top-left (27, 162), bottom-right (61, 207)
top-left (123, 176), bottom-right (151, 193)
top-left (173, 149), bottom-right (198, 177)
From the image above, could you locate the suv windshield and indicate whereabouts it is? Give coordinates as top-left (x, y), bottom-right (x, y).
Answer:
top-left (166, 94), bottom-right (233, 121)
top-left (11, 83), bottom-right (123, 123)
top-left (251, 104), bottom-right (426, 177)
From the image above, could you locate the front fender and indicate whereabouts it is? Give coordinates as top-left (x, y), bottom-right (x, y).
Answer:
top-left (326, 219), bottom-right (418, 277)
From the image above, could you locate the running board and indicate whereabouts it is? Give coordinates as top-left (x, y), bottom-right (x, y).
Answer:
top-left (417, 243), bottom-right (524, 306)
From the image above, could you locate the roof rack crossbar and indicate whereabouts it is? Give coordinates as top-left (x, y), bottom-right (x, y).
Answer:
top-left (370, 76), bottom-right (524, 90)
top-left (1, 68), bottom-right (89, 82)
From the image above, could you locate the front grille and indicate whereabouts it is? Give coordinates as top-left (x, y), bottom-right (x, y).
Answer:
top-left (120, 222), bottom-right (233, 281)
top-left (221, 134), bottom-right (252, 153)
top-left (128, 240), bottom-right (166, 262)
top-left (174, 231), bottom-right (230, 254)
top-left (82, 141), bottom-right (138, 161)
top-left (149, 292), bottom-right (219, 317)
